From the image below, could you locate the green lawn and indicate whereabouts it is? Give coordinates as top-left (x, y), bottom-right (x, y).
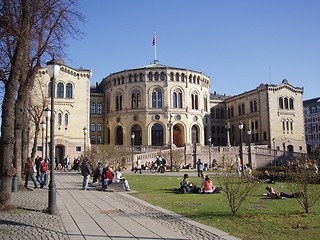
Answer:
top-left (126, 174), bottom-right (320, 240)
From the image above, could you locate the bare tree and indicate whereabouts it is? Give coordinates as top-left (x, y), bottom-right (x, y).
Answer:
top-left (0, 0), bottom-right (84, 210)
top-left (287, 170), bottom-right (320, 213)
top-left (217, 154), bottom-right (257, 215)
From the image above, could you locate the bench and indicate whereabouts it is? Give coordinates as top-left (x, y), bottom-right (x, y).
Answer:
top-left (107, 182), bottom-right (126, 192)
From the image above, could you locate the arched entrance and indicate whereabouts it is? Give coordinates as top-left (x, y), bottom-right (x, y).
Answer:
top-left (132, 124), bottom-right (142, 145)
top-left (151, 124), bottom-right (163, 146)
top-left (55, 145), bottom-right (64, 165)
top-left (191, 125), bottom-right (199, 144)
top-left (173, 124), bottom-right (184, 147)
top-left (115, 126), bottom-right (123, 145)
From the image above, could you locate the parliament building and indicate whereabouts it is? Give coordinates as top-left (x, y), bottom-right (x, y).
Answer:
top-left (30, 61), bottom-right (307, 163)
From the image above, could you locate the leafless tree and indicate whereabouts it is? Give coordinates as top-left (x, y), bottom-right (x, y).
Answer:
top-left (0, 0), bottom-right (84, 210)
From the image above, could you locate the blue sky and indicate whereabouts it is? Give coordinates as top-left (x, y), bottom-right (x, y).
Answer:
top-left (63, 0), bottom-right (320, 100)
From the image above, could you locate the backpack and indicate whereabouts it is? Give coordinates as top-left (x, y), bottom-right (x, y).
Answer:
top-left (41, 161), bottom-right (47, 172)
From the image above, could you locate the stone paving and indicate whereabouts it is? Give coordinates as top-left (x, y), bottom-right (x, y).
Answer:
top-left (0, 188), bottom-right (67, 240)
top-left (0, 172), bottom-right (240, 240)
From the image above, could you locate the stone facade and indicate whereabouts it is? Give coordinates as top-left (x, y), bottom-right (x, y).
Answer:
top-left (225, 79), bottom-right (306, 153)
top-left (30, 64), bottom-right (92, 162)
top-left (303, 97), bottom-right (320, 152)
top-left (30, 61), bottom-right (307, 166)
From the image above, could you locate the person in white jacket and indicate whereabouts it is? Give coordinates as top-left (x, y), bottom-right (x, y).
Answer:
top-left (113, 167), bottom-right (130, 191)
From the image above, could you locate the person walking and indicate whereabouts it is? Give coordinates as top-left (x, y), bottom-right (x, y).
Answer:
top-left (196, 159), bottom-right (203, 177)
top-left (81, 158), bottom-right (92, 190)
top-left (24, 157), bottom-right (38, 189)
top-left (37, 158), bottom-right (47, 188)
top-left (134, 157), bottom-right (142, 174)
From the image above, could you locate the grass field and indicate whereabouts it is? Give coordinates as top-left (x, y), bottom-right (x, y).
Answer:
top-left (125, 173), bottom-right (320, 240)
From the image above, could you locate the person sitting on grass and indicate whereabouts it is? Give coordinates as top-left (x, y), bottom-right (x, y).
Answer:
top-left (203, 175), bottom-right (216, 194)
top-left (265, 186), bottom-right (300, 199)
top-left (180, 174), bottom-right (193, 193)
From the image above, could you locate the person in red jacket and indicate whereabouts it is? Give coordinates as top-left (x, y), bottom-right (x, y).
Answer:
top-left (102, 167), bottom-right (114, 190)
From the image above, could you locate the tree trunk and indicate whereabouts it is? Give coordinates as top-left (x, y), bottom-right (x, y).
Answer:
top-left (0, 0), bottom-right (30, 210)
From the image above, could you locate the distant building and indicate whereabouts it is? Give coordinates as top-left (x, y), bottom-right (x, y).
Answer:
top-left (30, 62), bottom-right (307, 164)
top-left (303, 97), bottom-right (320, 152)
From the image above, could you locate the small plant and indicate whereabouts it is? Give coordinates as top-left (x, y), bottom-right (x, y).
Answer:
top-left (287, 170), bottom-right (320, 213)
top-left (217, 154), bottom-right (257, 215)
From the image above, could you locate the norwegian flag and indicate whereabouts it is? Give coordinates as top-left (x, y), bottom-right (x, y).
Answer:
top-left (152, 32), bottom-right (156, 46)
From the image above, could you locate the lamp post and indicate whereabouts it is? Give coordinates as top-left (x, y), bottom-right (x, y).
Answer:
top-left (208, 136), bottom-right (212, 169)
top-left (225, 121), bottom-right (231, 147)
top-left (46, 56), bottom-right (60, 215)
top-left (131, 132), bottom-right (135, 170)
top-left (167, 114), bottom-right (173, 171)
top-left (40, 121), bottom-right (46, 160)
top-left (83, 127), bottom-right (87, 156)
top-left (44, 108), bottom-right (51, 160)
top-left (272, 138), bottom-right (276, 166)
top-left (247, 129), bottom-right (252, 169)
top-left (238, 121), bottom-right (244, 171)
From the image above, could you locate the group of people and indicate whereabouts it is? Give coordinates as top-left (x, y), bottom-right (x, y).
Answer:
top-left (180, 173), bottom-right (222, 194)
top-left (81, 159), bottom-right (130, 191)
top-left (24, 156), bottom-right (47, 189)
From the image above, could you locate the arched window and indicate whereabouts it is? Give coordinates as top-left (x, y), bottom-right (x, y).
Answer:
top-left (64, 114), bottom-right (68, 126)
top-left (154, 72), bottom-right (159, 81)
top-left (170, 72), bottom-right (174, 81)
top-left (175, 73), bottom-right (179, 81)
top-left (191, 91), bottom-right (198, 110)
top-left (254, 100), bottom-right (258, 112)
top-left (221, 109), bottom-right (225, 118)
top-left (279, 97), bottom-right (284, 109)
top-left (282, 121), bottom-right (286, 131)
top-left (139, 73), bottom-right (144, 82)
top-left (284, 97), bottom-right (289, 109)
top-left (131, 91), bottom-right (141, 109)
top-left (160, 72), bottom-right (165, 80)
top-left (151, 124), bottom-right (163, 146)
top-left (115, 93), bottom-right (123, 111)
top-left (134, 74), bottom-right (138, 82)
top-left (58, 113), bottom-right (62, 126)
top-left (152, 88), bottom-right (162, 108)
top-left (148, 72), bottom-right (153, 81)
top-left (128, 74), bottom-right (132, 83)
top-left (66, 83), bottom-right (72, 98)
top-left (173, 89), bottom-right (182, 108)
top-left (251, 121), bottom-right (254, 130)
top-left (57, 83), bottom-right (64, 98)
top-left (231, 107), bottom-right (234, 117)
top-left (181, 73), bottom-right (185, 82)
top-left (250, 101), bottom-right (254, 113)
top-left (255, 120), bottom-right (258, 129)
top-left (191, 125), bottom-right (199, 143)
top-left (91, 103), bottom-right (96, 114)
top-left (97, 103), bottom-right (102, 114)
top-left (48, 82), bottom-right (52, 97)
top-left (289, 98), bottom-right (294, 109)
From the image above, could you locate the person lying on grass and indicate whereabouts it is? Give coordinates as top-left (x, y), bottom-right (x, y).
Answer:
top-left (265, 186), bottom-right (301, 199)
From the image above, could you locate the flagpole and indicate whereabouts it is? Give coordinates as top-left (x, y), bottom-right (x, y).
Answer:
top-left (153, 32), bottom-right (157, 63)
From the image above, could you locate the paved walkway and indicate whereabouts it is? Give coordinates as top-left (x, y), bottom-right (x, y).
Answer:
top-left (0, 171), bottom-right (240, 240)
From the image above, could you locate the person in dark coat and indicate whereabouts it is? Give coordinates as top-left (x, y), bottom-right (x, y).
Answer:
top-left (92, 162), bottom-right (103, 184)
top-left (81, 158), bottom-right (92, 190)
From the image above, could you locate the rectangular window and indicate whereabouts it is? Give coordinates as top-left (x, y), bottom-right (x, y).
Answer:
top-left (91, 123), bottom-right (96, 132)
top-left (91, 103), bottom-right (96, 114)
top-left (97, 136), bottom-right (102, 144)
top-left (97, 103), bottom-right (103, 114)
top-left (263, 131), bottom-right (267, 140)
top-left (97, 123), bottom-right (102, 132)
top-left (76, 146), bottom-right (82, 151)
top-left (91, 136), bottom-right (96, 144)
top-left (37, 146), bottom-right (43, 151)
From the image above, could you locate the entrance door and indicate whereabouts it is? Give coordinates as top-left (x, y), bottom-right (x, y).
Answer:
top-left (55, 145), bottom-right (64, 166)
top-left (173, 124), bottom-right (184, 147)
